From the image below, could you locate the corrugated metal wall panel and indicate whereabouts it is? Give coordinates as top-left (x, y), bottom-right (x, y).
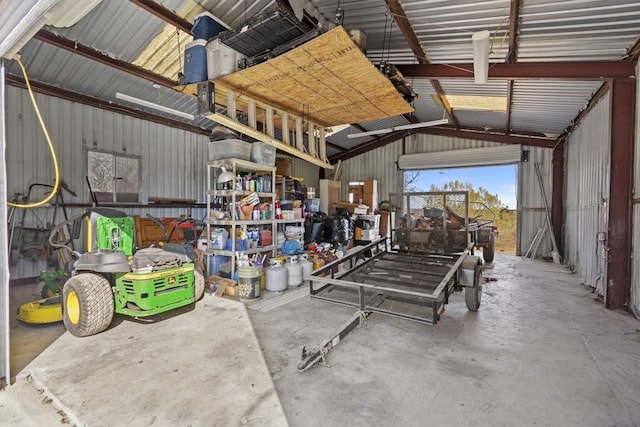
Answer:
top-left (511, 146), bottom-right (551, 258)
top-left (289, 155), bottom-right (320, 194)
top-left (632, 61), bottom-right (640, 315)
top-left (564, 93), bottom-right (610, 294)
top-left (5, 86), bottom-right (209, 279)
top-left (340, 142), bottom-right (403, 209)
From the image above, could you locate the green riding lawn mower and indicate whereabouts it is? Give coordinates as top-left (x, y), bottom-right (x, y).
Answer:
top-left (18, 208), bottom-right (205, 337)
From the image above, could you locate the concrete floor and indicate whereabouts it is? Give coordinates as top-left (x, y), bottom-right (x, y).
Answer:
top-left (2, 253), bottom-right (640, 426)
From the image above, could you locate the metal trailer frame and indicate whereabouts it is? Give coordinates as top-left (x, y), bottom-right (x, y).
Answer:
top-left (298, 191), bottom-right (483, 372)
top-left (308, 238), bottom-right (473, 326)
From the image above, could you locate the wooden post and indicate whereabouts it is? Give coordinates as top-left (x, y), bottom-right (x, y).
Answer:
top-left (227, 91), bottom-right (236, 120)
top-left (247, 99), bottom-right (256, 129)
top-left (296, 117), bottom-right (304, 150)
top-left (308, 121), bottom-right (316, 156)
top-left (282, 113), bottom-right (289, 145)
top-left (265, 106), bottom-right (274, 137)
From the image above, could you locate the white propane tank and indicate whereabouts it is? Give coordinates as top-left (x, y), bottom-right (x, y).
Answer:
top-left (285, 256), bottom-right (303, 288)
top-left (298, 254), bottom-right (314, 285)
top-left (265, 259), bottom-right (288, 293)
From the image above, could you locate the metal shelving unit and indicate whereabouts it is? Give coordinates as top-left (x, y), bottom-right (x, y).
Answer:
top-left (206, 158), bottom-right (277, 277)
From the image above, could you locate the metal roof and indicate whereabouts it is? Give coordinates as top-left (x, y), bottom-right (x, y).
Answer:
top-left (1, 0), bottom-right (638, 161)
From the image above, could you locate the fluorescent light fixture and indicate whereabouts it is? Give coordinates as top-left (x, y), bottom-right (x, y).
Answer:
top-left (115, 92), bottom-right (194, 120)
top-left (347, 128), bottom-right (393, 139)
top-left (347, 119), bottom-right (449, 139)
top-left (395, 119), bottom-right (449, 131)
top-left (472, 30), bottom-right (490, 84)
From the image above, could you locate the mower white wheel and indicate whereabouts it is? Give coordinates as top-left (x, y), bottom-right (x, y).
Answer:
top-left (194, 269), bottom-right (205, 302)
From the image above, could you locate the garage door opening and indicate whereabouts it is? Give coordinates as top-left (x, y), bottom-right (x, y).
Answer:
top-left (404, 164), bottom-right (518, 255)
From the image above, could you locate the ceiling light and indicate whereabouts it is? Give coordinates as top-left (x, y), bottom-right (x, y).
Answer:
top-left (115, 92), bottom-right (194, 120)
top-left (395, 119), bottom-right (449, 131)
top-left (347, 119), bottom-right (449, 139)
top-left (472, 30), bottom-right (490, 84)
top-left (347, 128), bottom-right (393, 139)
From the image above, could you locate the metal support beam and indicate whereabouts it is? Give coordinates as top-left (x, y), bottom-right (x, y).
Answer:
top-left (33, 30), bottom-right (177, 88)
top-left (504, 0), bottom-right (521, 133)
top-left (551, 141), bottom-right (565, 254)
top-left (5, 74), bottom-right (209, 135)
top-left (606, 78), bottom-right (635, 310)
top-left (129, 0), bottom-right (193, 34)
top-left (414, 127), bottom-right (556, 148)
top-left (384, 0), bottom-right (460, 128)
top-left (329, 130), bottom-right (406, 163)
top-left (395, 61), bottom-right (636, 80)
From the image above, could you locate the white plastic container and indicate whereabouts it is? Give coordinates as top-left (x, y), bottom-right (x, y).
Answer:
top-left (210, 228), bottom-right (229, 249)
top-left (206, 38), bottom-right (242, 79)
top-left (208, 138), bottom-right (251, 161)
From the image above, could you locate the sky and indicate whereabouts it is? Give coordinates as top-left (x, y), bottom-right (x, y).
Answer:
top-left (406, 164), bottom-right (518, 209)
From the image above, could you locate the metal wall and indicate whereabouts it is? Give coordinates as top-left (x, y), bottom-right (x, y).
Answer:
top-left (341, 134), bottom-right (552, 257)
top-left (1, 61), bottom-right (12, 386)
top-left (5, 85), bottom-right (209, 279)
top-left (633, 61), bottom-right (640, 315)
top-left (564, 94), bottom-right (610, 294)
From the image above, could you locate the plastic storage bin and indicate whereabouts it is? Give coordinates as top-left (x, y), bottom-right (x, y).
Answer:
top-left (250, 141), bottom-right (276, 166)
top-left (184, 39), bottom-right (208, 83)
top-left (208, 255), bottom-right (229, 275)
top-left (192, 11), bottom-right (229, 40)
top-left (206, 38), bottom-right (241, 79)
top-left (208, 138), bottom-right (252, 161)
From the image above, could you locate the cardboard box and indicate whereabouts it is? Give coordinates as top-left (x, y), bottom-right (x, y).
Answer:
top-left (348, 180), bottom-right (378, 213)
top-left (206, 275), bottom-right (238, 299)
top-left (363, 179), bottom-right (378, 213)
top-left (355, 228), bottom-right (379, 241)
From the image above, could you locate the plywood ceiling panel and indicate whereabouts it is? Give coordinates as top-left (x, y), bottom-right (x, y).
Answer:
top-left (214, 26), bottom-right (414, 127)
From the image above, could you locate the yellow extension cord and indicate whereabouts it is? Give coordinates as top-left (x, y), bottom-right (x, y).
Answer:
top-left (7, 55), bottom-right (60, 208)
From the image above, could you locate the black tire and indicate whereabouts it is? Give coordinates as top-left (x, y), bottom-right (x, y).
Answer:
top-left (63, 273), bottom-right (114, 337)
top-left (193, 269), bottom-right (205, 301)
top-left (464, 263), bottom-right (483, 312)
top-left (483, 232), bottom-right (495, 263)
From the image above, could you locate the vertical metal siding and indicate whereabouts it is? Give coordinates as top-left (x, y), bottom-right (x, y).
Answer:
top-left (290, 156), bottom-right (319, 194)
top-left (5, 86), bottom-right (209, 278)
top-left (632, 61), bottom-right (640, 315)
top-left (565, 94), bottom-right (610, 294)
top-left (518, 145), bottom-right (554, 258)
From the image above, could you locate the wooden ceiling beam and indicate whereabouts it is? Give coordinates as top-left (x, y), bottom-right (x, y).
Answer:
top-left (384, 0), bottom-right (460, 129)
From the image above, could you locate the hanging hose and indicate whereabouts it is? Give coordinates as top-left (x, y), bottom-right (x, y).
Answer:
top-left (7, 55), bottom-right (60, 208)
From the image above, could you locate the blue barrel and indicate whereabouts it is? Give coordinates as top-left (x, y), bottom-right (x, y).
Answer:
top-left (192, 12), bottom-right (227, 40)
top-left (184, 39), bottom-right (207, 83)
